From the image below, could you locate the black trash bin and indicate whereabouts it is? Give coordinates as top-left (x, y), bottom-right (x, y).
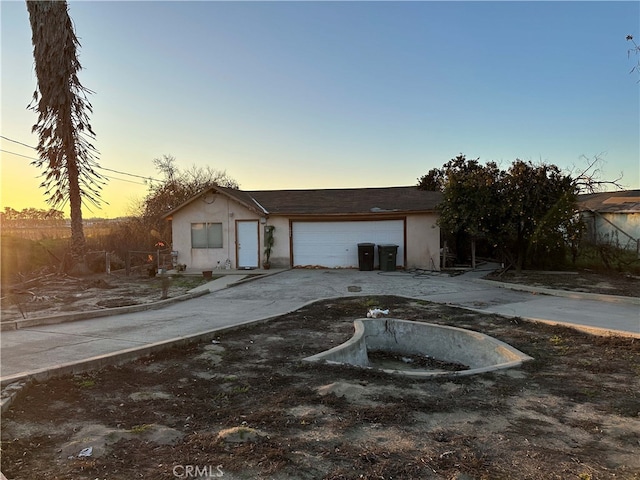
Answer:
top-left (357, 243), bottom-right (375, 271)
top-left (378, 244), bottom-right (398, 271)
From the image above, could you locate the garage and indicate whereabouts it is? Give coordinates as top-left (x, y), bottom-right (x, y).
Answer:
top-left (292, 220), bottom-right (405, 268)
top-left (166, 185), bottom-right (441, 271)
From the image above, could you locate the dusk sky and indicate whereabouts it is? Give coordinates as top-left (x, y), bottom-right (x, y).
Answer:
top-left (1, 1), bottom-right (639, 218)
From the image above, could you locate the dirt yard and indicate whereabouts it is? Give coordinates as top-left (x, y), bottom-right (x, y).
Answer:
top-left (0, 270), bottom-right (211, 323)
top-left (2, 296), bottom-right (639, 479)
top-left (484, 269), bottom-right (640, 298)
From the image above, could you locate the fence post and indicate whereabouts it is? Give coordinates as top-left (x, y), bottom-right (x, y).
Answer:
top-left (441, 240), bottom-right (447, 269)
top-left (106, 252), bottom-right (111, 274)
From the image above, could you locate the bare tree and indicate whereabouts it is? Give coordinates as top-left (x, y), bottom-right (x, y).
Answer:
top-left (628, 34), bottom-right (640, 81)
top-left (142, 155), bottom-right (239, 244)
top-left (572, 154), bottom-right (624, 194)
top-left (26, 0), bottom-right (105, 272)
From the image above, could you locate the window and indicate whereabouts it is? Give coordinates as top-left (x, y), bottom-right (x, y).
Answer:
top-left (191, 222), bottom-right (223, 248)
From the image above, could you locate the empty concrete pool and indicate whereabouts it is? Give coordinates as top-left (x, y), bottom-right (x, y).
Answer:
top-left (303, 318), bottom-right (533, 378)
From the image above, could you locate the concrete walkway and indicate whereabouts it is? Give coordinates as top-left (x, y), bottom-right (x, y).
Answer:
top-left (1, 267), bottom-right (638, 388)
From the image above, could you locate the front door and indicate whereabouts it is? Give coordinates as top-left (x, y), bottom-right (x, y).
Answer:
top-left (236, 220), bottom-right (259, 268)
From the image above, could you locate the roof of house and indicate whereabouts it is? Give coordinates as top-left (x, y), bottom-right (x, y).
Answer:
top-left (577, 189), bottom-right (640, 214)
top-left (164, 185), bottom-right (442, 218)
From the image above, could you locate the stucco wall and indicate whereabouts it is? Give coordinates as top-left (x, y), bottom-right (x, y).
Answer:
top-left (406, 213), bottom-right (440, 270)
top-left (269, 213), bottom-right (440, 270)
top-left (583, 212), bottom-right (640, 250)
top-left (262, 217), bottom-right (290, 268)
top-left (171, 196), bottom-right (440, 270)
top-left (170, 193), bottom-right (260, 270)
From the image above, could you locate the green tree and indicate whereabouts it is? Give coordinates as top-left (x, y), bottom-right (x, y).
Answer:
top-left (26, 0), bottom-right (105, 271)
top-left (0, 207), bottom-right (64, 221)
top-left (420, 156), bottom-right (582, 271)
top-left (1, 207), bottom-right (20, 221)
top-left (500, 161), bottom-right (579, 271)
top-left (417, 167), bottom-right (446, 192)
top-left (419, 155), bottom-right (503, 268)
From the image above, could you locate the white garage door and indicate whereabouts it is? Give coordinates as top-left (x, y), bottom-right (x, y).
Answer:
top-left (292, 220), bottom-right (404, 268)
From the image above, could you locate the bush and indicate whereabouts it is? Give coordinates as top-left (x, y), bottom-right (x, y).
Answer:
top-left (574, 243), bottom-right (640, 274)
top-left (0, 236), bottom-right (68, 285)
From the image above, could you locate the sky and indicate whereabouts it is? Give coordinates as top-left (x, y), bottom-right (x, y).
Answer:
top-left (1, 1), bottom-right (639, 219)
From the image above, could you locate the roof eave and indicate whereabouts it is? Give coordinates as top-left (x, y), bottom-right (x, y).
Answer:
top-left (268, 209), bottom-right (438, 218)
top-left (161, 186), bottom-right (267, 220)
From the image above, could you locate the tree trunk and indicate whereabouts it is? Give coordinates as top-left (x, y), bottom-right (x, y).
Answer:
top-left (441, 240), bottom-right (448, 269)
top-left (67, 152), bottom-right (89, 274)
top-left (27, 0), bottom-right (101, 275)
top-left (515, 227), bottom-right (524, 272)
top-left (62, 87), bottom-right (88, 273)
top-left (471, 238), bottom-right (476, 269)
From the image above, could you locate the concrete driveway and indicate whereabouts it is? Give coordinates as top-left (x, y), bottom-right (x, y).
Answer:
top-left (1, 267), bottom-right (638, 386)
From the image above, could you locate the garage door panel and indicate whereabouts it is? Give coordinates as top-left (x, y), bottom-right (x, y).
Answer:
top-left (292, 220), bottom-right (404, 268)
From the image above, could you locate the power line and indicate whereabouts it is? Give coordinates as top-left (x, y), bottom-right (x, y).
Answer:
top-left (102, 174), bottom-right (149, 186)
top-left (0, 149), bottom-right (35, 161)
top-left (0, 135), bottom-right (161, 183)
top-left (99, 166), bottom-right (158, 182)
top-left (0, 135), bottom-right (36, 149)
top-left (0, 148), bottom-right (151, 185)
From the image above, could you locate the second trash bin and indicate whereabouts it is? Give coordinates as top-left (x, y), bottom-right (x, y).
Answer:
top-left (378, 244), bottom-right (398, 271)
top-left (357, 243), bottom-right (375, 271)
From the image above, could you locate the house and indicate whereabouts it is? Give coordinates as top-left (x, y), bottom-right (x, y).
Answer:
top-left (163, 185), bottom-right (442, 271)
top-left (577, 189), bottom-right (640, 252)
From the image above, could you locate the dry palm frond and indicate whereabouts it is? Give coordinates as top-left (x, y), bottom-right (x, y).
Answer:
top-left (26, 0), bottom-right (106, 262)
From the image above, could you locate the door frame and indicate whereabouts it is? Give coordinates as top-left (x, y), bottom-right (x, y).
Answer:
top-left (235, 220), bottom-right (260, 268)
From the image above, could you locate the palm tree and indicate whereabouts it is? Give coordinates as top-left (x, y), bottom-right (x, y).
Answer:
top-left (26, 0), bottom-right (105, 271)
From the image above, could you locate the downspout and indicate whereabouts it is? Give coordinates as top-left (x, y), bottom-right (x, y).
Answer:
top-left (227, 199), bottom-right (232, 267)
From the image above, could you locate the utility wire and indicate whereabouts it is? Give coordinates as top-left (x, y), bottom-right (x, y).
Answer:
top-left (0, 148), bottom-right (151, 185)
top-left (0, 149), bottom-right (35, 161)
top-left (0, 135), bottom-right (36, 149)
top-left (0, 135), bottom-right (161, 183)
top-left (99, 166), bottom-right (158, 183)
